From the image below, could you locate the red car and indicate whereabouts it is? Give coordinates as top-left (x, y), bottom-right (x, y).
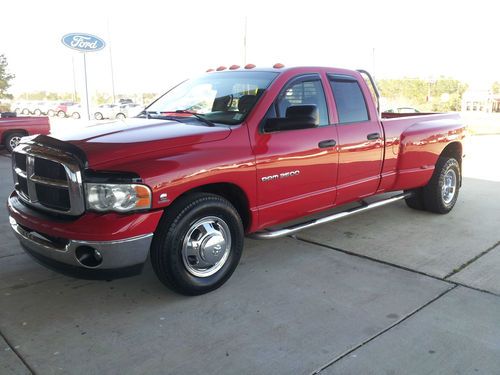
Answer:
top-left (7, 66), bottom-right (466, 295)
top-left (0, 114), bottom-right (50, 152)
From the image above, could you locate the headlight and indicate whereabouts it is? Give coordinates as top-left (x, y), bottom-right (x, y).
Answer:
top-left (85, 183), bottom-right (152, 212)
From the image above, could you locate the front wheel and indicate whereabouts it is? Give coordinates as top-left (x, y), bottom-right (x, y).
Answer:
top-left (151, 193), bottom-right (244, 295)
top-left (5, 133), bottom-right (24, 152)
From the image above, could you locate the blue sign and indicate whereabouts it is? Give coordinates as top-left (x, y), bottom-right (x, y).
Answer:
top-left (61, 33), bottom-right (105, 52)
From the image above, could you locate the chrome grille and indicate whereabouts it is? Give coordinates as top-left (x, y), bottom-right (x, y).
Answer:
top-left (12, 143), bottom-right (84, 216)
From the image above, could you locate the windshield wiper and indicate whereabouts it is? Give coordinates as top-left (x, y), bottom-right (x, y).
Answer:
top-left (174, 110), bottom-right (215, 127)
top-left (137, 110), bottom-right (186, 123)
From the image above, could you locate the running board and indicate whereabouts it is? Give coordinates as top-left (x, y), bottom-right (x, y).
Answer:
top-left (249, 192), bottom-right (411, 240)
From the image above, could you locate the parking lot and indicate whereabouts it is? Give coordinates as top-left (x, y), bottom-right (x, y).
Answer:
top-left (1, 134), bottom-right (499, 375)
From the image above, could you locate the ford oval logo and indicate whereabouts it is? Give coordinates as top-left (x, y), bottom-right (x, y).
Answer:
top-left (61, 33), bottom-right (105, 52)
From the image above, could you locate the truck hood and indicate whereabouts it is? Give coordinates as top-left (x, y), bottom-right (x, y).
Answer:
top-left (49, 118), bottom-right (231, 168)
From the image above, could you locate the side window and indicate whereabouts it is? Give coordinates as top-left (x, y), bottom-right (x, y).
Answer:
top-left (277, 79), bottom-right (329, 126)
top-left (329, 78), bottom-right (369, 124)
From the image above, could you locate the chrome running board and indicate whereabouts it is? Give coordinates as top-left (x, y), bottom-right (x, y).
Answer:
top-left (249, 192), bottom-right (411, 240)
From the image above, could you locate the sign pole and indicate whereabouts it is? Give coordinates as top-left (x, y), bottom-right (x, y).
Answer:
top-left (82, 52), bottom-right (90, 121)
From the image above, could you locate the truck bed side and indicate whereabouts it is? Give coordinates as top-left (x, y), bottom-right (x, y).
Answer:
top-left (378, 112), bottom-right (465, 192)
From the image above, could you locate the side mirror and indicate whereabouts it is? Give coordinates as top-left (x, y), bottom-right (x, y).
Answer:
top-left (264, 105), bottom-right (319, 132)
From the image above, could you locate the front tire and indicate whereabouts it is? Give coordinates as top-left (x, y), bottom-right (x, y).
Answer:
top-left (5, 133), bottom-right (24, 152)
top-left (151, 193), bottom-right (244, 295)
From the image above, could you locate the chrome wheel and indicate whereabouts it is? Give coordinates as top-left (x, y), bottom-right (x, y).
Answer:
top-left (181, 216), bottom-right (231, 278)
top-left (9, 136), bottom-right (22, 150)
top-left (442, 168), bottom-right (457, 205)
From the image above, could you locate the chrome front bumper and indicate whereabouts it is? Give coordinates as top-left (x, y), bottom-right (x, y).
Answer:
top-left (10, 216), bottom-right (153, 278)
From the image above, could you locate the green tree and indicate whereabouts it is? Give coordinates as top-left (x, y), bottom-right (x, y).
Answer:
top-left (377, 77), bottom-right (467, 112)
top-left (0, 54), bottom-right (15, 99)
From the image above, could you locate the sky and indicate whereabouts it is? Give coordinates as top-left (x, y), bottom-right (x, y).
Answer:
top-left (2, 0), bottom-right (499, 98)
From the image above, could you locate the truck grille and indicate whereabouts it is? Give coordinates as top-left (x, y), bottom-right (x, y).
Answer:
top-left (12, 143), bottom-right (84, 216)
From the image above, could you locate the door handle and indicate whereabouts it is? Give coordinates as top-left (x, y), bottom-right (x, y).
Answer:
top-left (318, 139), bottom-right (337, 148)
top-left (367, 132), bottom-right (381, 140)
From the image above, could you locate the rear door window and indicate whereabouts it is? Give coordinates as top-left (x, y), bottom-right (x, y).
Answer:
top-left (329, 76), bottom-right (369, 124)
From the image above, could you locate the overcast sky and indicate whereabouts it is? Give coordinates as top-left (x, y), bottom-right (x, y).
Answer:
top-left (2, 0), bottom-right (499, 97)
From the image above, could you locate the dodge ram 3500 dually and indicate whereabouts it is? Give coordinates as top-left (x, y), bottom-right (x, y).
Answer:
top-left (7, 65), bottom-right (466, 295)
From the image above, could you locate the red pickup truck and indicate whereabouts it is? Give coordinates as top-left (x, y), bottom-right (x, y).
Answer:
top-left (7, 66), bottom-right (466, 295)
top-left (0, 115), bottom-right (50, 152)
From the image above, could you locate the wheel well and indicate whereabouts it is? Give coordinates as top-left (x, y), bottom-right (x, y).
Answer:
top-left (440, 141), bottom-right (463, 183)
top-left (2, 129), bottom-right (28, 144)
top-left (440, 142), bottom-right (462, 165)
top-left (179, 183), bottom-right (251, 230)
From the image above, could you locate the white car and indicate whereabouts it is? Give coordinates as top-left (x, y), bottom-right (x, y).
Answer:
top-left (93, 104), bottom-right (121, 120)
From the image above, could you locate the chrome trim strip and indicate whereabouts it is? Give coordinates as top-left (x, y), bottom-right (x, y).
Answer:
top-left (26, 154), bottom-right (38, 202)
top-left (10, 216), bottom-right (153, 269)
top-left (250, 193), bottom-right (411, 239)
top-left (30, 175), bottom-right (69, 188)
top-left (14, 167), bottom-right (27, 179)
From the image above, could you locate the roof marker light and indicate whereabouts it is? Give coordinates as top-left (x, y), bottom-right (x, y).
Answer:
top-left (229, 65), bottom-right (240, 70)
top-left (216, 66), bottom-right (227, 71)
top-left (244, 64), bottom-right (256, 69)
top-left (206, 68), bottom-right (214, 72)
top-left (273, 63), bottom-right (285, 69)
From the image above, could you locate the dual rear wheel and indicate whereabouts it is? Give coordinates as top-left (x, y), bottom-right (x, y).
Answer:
top-left (405, 156), bottom-right (460, 214)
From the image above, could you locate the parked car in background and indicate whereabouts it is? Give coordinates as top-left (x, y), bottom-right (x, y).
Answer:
top-left (54, 101), bottom-right (78, 118)
top-left (28, 101), bottom-right (55, 116)
top-left (385, 107), bottom-right (420, 114)
top-left (13, 102), bottom-right (32, 115)
top-left (66, 104), bottom-right (82, 119)
top-left (120, 103), bottom-right (143, 118)
top-left (0, 113), bottom-right (50, 152)
top-left (93, 104), bottom-right (120, 120)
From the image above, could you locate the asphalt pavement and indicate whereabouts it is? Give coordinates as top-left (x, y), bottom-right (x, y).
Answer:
top-left (0, 135), bottom-right (499, 375)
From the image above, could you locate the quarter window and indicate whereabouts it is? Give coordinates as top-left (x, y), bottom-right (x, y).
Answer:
top-left (329, 78), bottom-right (369, 123)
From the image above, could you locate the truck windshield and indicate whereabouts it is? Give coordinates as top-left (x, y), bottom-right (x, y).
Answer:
top-left (144, 71), bottom-right (279, 125)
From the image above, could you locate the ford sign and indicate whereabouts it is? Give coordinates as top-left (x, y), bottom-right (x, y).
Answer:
top-left (61, 33), bottom-right (105, 52)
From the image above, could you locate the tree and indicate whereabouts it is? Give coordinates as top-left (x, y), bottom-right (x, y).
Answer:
top-left (0, 54), bottom-right (15, 99)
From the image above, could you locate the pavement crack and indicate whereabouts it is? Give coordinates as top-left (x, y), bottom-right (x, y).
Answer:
top-left (295, 237), bottom-right (500, 298)
top-left (444, 240), bottom-right (500, 279)
top-left (0, 329), bottom-right (36, 374)
top-left (295, 236), bottom-right (453, 285)
top-left (310, 285), bottom-right (458, 375)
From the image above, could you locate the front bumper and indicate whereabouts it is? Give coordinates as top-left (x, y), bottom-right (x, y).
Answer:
top-left (10, 216), bottom-right (153, 279)
top-left (7, 191), bottom-right (161, 280)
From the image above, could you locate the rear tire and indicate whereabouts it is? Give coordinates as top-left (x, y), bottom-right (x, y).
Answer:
top-left (423, 157), bottom-right (460, 214)
top-left (405, 156), bottom-right (460, 214)
top-left (94, 112), bottom-right (103, 120)
top-left (151, 193), bottom-right (244, 295)
top-left (57, 110), bottom-right (66, 118)
top-left (404, 188), bottom-right (425, 210)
